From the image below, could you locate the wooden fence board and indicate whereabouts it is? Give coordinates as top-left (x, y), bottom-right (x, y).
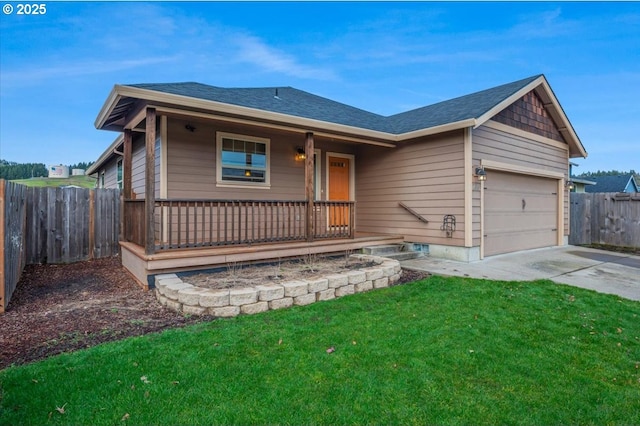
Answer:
top-left (570, 192), bottom-right (640, 248)
top-left (1, 180), bottom-right (28, 311)
top-left (2, 184), bottom-right (120, 311)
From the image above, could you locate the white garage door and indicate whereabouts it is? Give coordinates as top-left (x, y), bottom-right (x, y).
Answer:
top-left (485, 171), bottom-right (558, 257)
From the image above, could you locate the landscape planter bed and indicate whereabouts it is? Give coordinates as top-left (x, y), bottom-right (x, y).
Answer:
top-left (154, 254), bottom-right (402, 317)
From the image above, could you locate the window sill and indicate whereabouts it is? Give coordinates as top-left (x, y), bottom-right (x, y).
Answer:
top-left (216, 182), bottom-right (271, 190)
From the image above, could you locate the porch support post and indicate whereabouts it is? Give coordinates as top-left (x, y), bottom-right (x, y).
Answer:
top-left (305, 132), bottom-right (315, 242)
top-left (145, 108), bottom-right (156, 255)
top-left (123, 129), bottom-right (133, 199)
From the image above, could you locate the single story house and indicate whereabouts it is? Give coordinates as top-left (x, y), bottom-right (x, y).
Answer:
top-left (88, 74), bottom-right (587, 287)
top-left (569, 177), bottom-right (597, 193)
top-left (584, 174), bottom-right (639, 193)
top-left (568, 161), bottom-right (596, 193)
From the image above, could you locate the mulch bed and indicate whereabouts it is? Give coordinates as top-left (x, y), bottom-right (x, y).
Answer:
top-left (1, 256), bottom-right (429, 369)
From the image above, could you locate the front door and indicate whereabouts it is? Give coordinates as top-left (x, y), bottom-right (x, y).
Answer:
top-left (328, 155), bottom-right (350, 226)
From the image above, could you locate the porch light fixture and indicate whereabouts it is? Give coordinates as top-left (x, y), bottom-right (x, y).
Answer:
top-left (244, 170), bottom-right (251, 177)
top-left (295, 146), bottom-right (306, 161)
top-left (475, 166), bottom-right (487, 181)
top-left (566, 180), bottom-right (575, 190)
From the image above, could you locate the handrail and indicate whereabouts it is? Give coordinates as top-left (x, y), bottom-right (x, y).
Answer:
top-left (398, 202), bottom-right (429, 224)
top-left (122, 198), bottom-right (356, 250)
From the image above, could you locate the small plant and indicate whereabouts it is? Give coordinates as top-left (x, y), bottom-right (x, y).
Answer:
top-left (226, 261), bottom-right (243, 285)
top-left (272, 258), bottom-right (282, 280)
top-left (301, 253), bottom-right (319, 273)
top-left (343, 249), bottom-right (354, 268)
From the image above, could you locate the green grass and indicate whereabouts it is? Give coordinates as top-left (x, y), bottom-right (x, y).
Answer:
top-left (10, 175), bottom-right (96, 188)
top-left (1, 276), bottom-right (639, 425)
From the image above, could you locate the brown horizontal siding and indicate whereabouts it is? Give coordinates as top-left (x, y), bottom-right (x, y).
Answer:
top-left (131, 136), bottom-right (146, 198)
top-left (474, 125), bottom-right (567, 172)
top-left (101, 157), bottom-right (118, 189)
top-left (164, 118), bottom-right (357, 201)
top-left (356, 131), bottom-right (466, 246)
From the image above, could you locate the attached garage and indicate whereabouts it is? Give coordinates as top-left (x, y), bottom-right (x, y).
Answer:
top-left (484, 170), bottom-right (560, 257)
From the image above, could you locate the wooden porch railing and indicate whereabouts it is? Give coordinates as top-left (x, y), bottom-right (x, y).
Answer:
top-left (122, 199), bottom-right (355, 251)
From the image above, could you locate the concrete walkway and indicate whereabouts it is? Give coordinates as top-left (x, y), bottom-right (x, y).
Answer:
top-left (401, 246), bottom-right (640, 301)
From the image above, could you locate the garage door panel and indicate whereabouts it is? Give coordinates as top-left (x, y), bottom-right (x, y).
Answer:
top-left (485, 171), bottom-right (558, 256)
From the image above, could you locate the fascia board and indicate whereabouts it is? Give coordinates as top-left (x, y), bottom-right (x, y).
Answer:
top-left (112, 86), bottom-right (398, 142)
top-left (474, 76), bottom-right (587, 159)
top-left (87, 134), bottom-right (124, 175)
top-left (152, 106), bottom-right (396, 147)
top-left (94, 86), bottom-right (122, 129)
top-left (474, 76), bottom-right (545, 129)
top-left (535, 79), bottom-right (588, 158)
top-left (395, 119), bottom-right (476, 141)
top-left (109, 86), bottom-right (474, 144)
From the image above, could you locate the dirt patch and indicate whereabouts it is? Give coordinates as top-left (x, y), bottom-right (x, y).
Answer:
top-left (181, 256), bottom-right (377, 290)
top-left (1, 256), bottom-right (429, 369)
top-left (0, 257), bottom-right (214, 369)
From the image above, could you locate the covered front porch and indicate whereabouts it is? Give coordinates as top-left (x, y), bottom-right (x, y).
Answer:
top-left (117, 107), bottom-right (402, 287)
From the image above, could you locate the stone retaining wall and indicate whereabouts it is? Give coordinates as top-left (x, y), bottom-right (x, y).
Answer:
top-left (154, 255), bottom-right (402, 317)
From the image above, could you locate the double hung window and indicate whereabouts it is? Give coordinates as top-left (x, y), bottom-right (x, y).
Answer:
top-left (217, 133), bottom-right (269, 187)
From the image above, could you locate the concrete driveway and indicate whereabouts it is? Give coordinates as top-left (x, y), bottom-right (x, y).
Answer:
top-left (401, 246), bottom-right (640, 301)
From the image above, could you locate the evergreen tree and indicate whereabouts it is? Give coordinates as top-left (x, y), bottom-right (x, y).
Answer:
top-left (0, 161), bottom-right (48, 179)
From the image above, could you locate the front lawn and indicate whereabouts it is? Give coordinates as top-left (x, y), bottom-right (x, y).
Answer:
top-left (1, 276), bottom-right (638, 425)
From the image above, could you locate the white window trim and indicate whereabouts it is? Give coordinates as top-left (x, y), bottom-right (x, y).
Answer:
top-left (216, 132), bottom-right (271, 189)
top-left (314, 148), bottom-right (321, 200)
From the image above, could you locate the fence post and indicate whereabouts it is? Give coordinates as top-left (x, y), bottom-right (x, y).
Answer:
top-left (89, 189), bottom-right (95, 260)
top-left (0, 179), bottom-right (5, 313)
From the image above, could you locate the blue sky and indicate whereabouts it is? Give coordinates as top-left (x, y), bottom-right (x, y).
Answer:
top-left (1, 1), bottom-right (638, 174)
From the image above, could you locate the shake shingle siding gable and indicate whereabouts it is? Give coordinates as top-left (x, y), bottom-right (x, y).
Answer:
top-left (128, 75), bottom-right (543, 135)
top-left (388, 75), bottom-right (542, 133)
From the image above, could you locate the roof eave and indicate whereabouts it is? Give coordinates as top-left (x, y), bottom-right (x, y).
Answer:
top-left (86, 134), bottom-right (124, 175)
top-left (95, 85), bottom-right (124, 130)
top-left (98, 85), bottom-right (399, 145)
top-left (396, 119), bottom-right (476, 141)
top-left (473, 75), bottom-right (588, 159)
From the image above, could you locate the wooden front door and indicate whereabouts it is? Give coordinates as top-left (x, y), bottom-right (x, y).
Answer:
top-left (328, 155), bottom-right (350, 226)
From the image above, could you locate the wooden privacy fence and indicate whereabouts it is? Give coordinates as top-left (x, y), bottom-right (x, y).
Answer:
top-left (570, 192), bottom-right (640, 248)
top-left (1, 181), bottom-right (120, 312)
top-left (1, 181), bottom-right (28, 313)
top-left (25, 186), bottom-right (120, 264)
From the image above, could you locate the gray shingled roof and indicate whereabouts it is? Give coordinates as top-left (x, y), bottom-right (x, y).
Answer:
top-left (129, 75), bottom-right (542, 135)
top-left (585, 175), bottom-right (639, 193)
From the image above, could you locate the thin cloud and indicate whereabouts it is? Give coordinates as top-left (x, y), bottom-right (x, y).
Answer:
top-left (234, 34), bottom-right (338, 81)
top-left (508, 8), bottom-right (580, 39)
top-left (1, 56), bottom-right (180, 86)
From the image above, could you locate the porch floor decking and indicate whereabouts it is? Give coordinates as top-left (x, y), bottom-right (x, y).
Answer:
top-left (120, 233), bottom-right (405, 288)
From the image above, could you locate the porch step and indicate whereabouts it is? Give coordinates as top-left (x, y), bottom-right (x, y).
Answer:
top-left (362, 243), bottom-right (426, 261)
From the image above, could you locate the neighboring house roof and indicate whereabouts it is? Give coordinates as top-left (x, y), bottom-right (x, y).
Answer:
top-left (90, 75), bottom-right (587, 174)
top-left (570, 177), bottom-right (596, 186)
top-left (584, 175), bottom-right (639, 193)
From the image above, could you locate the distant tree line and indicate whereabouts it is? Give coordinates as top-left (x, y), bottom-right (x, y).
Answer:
top-left (0, 159), bottom-right (94, 180)
top-left (577, 169), bottom-right (639, 181)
